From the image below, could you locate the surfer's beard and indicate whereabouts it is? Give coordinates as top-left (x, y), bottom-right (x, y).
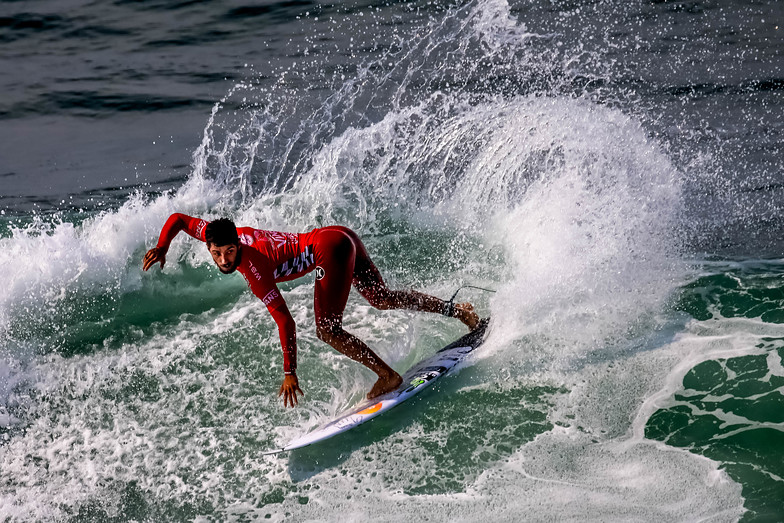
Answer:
top-left (218, 263), bottom-right (238, 274)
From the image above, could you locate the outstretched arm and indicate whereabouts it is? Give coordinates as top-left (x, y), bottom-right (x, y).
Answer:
top-left (142, 213), bottom-right (208, 271)
top-left (241, 252), bottom-right (303, 407)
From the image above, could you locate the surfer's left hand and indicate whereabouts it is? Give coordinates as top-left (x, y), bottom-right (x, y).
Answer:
top-left (279, 373), bottom-right (304, 407)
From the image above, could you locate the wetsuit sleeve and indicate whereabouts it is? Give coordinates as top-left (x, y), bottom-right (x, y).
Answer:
top-left (242, 255), bottom-right (297, 374)
top-left (268, 305), bottom-right (297, 374)
top-left (156, 213), bottom-right (208, 249)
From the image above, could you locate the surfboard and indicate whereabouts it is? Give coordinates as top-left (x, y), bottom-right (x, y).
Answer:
top-left (262, 318), bottom-right (490, 455)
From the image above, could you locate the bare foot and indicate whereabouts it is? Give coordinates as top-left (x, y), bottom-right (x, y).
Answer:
top-left (454, 302), bottom-right (480, 330)
top-left (367, 371), bottom-right (403, 400)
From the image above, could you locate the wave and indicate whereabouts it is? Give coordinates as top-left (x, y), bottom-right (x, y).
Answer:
top-left (0, 0), bottom-right (743, 520)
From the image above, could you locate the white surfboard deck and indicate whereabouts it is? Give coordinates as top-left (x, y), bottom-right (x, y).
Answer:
top-left (262, 318), bottom-right (490, 455)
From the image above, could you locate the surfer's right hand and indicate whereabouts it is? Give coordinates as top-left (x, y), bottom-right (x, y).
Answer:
top-left (279, 373), bottom-right (304, 408)
top-left (143, 246), bottom-right (167, 271)
top-left (454, 303), bottom-right (480, 330)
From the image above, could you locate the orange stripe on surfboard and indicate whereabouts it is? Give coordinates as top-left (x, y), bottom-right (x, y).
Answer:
top-left (358, 402), bottom-right (383, 415)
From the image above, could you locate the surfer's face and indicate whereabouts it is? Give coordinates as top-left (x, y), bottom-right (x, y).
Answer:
top-left (208, 243), bottom-right (240, 274)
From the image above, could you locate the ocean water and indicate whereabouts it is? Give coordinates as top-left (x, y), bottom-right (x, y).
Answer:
top-left (1, 0), bottom-right (782, 521)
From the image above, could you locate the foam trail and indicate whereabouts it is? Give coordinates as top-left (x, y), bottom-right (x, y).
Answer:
top-left (0, 181), bottom-right (229, 444)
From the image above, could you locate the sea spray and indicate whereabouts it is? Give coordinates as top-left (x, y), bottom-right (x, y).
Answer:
top-left (485, 96), bottom-right (683, 361)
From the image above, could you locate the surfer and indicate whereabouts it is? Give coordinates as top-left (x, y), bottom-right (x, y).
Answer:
top-left (142, 213), bottom-right (480, 407)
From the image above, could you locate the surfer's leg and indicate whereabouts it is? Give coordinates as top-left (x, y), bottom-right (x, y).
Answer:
top-left (313, 228), bottom-right (403, 399)
top-left (336, 227), bottom-right (480, 330)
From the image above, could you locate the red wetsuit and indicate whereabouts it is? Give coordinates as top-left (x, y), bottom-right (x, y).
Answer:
top-left (155, 213), bottom-right (386, 375)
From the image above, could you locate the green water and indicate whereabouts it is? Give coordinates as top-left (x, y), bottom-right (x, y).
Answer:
top-left (647, 264), bottom-right (784, 522)
top-left (2, 203), bottom-right (782, 520)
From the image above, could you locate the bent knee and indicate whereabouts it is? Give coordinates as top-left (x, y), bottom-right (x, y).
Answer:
top-left (316, 319), bottom-right (345, 342)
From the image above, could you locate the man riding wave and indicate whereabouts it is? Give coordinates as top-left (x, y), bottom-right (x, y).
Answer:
top-left (143, 214), bottom-right (480, 407)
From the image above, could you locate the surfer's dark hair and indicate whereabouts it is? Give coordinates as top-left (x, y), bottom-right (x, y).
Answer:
top-left (205, 218), bottom-right (239, 246)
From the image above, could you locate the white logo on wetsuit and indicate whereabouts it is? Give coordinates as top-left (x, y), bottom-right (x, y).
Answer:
top-left (262, 290), bottom-right (280, 305)
top-left (195, 220), bottom-right (207, 239)
top-left (273, 245), bottom-right (314, 279)
top-left (261, 230), bottom-right (297, 250)
top-left (248, 260), bottom-right (262, 281)
top-left (315, 266), bottom-right (325, 280)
